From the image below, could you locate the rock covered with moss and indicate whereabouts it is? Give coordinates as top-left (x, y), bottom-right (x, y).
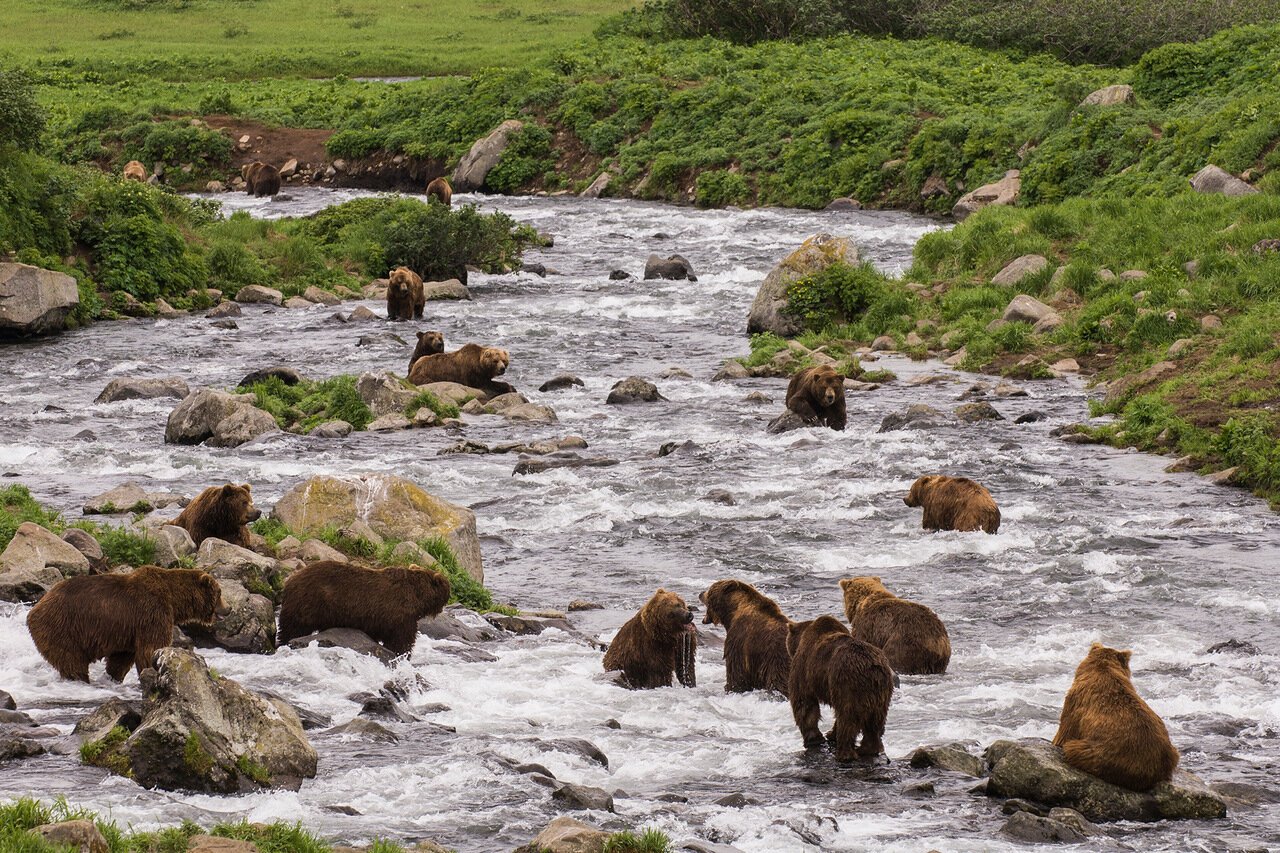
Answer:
top-left (747, 233), bottom-right (858, 337)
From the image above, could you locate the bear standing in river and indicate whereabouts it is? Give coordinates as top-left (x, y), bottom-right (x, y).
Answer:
top-left (171, 483), bottom-right (260, 548)
top-left (1053, 643), bottom-right (1179, 791)
top-left (700, 579), bottom-right (791, 694)
top-left (27, 566), bottom-right (224, 682)
top-left (603, 589), bottom-right (697, 689)
top-left (904, 474), bottom-right (1000, 533)
top-left (426, 176), bottom-right (452, 206)
top-left (242, 161), bottom-right (281, 197)
top-left (387, 266), bottom-right (426, 321)
top-left (787, 615), bottom-right (893, 761)
top-left (407, 342), bottom-right (515, 398)
top-left (277, 561), bottom-right (450, 656)
top-left (839, 576), bottom-right (950, 675)
top-left (784, 365), bottom-right (847, 430)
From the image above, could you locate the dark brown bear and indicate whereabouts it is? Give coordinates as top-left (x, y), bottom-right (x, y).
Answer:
top-left (602, 588), bottom-right (697, 689)
top-left (26, 566), bottom-right (224, 682)
top-left (407, 342), bottom-right (515, 399)
top-left (1053, 643), bottom-right (1179, 791)
top-left (426, 176), bottom-right (452, 206)
top-left (276, 560), bottom-right (450, 656)
top-left (242, 162), bottom-right (281, 197)
top-left (387, 266), bottom-right (426, 321)
top-left (700, 579), bottom-right (791, 695)
top-left (408, 330), bottom-right (445, 374)
top-left (785, 365), bottom-right (847, 430)
top-left (904, 475), bottom-right (1000, 533)
top-left (171, 483), bottom-right (260, 548)
top-left (786, 615), bottom-right (894, 761)
top-left (839, 576), bottom-right (951, 675)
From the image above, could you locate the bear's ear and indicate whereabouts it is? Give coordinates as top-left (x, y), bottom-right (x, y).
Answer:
top-left (1089, 641), bottom-right (1105, 651)
top-left (240, 483), bottom-right (252, 492)
top-left (1118, 649), bottom-right (1132, 666)
top-left (838, 578), bottom-right (851, 590)
top-left (872, 575), bottom-right (882, 583)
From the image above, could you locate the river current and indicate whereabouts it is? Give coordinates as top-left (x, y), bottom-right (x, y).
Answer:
top-left (0, 191), bottom-right (1277, 852)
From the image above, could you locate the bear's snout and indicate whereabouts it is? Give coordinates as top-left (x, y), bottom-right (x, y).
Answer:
top-left (682, 609), bottom-right (694, 624)
top-left (246, 507), bottom-right (262, 522)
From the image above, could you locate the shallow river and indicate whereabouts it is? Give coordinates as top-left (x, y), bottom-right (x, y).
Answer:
top-left (1, 191), bottom-right (1278, 852)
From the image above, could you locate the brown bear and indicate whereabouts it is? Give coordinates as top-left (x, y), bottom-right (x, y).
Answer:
top-left (904, 475), bottom-right (1000, 534)
top-left (242, 161), bottom-right (281, 197)
top-left (276, 560), bottom-right (450, 656)
top-left (426, 176), bottom-right (452, 206)
top-left (786, 615), bottom-right (894, 761)
top-left (26, 565), bottom-right (224, 682)
top-left (387, 266), bottom-right (426, 321)
top-left (700, 579), bottom-right (791, 695)
top-left (602, 588), bottom-right (697, 689)
top-left (1053, 643), bottom-right (1179, 791)
top-left (839, 577), bottom-right (950, 675)
top-left (171, 483), bottom-right (260, 548)
top-left (785, 365), bottom-right (847, 430)
top-left (408, 330), bottom-right (445, 374)
top-left (407, 342), bottom-right (515, 399)
top-left (122, 160), bottom-right (147, 182)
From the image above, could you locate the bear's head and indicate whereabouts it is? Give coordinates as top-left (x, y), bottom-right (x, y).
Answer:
top-left (1083, 642), bottom-right (1132, 676)
top-left (219, 483), bottom-right (260, 525)
top-left (786, 615), bottom-right (848, 657)
top-left (397, 563), bottom-right (452, 617)
top-left (839, 576), bottom-right (890, 617)
top-left (640, 588), bottom-right (694, 637)
top-left (808, 365), bottom-right (845, 407)
top-left (700, 579), bottom-right (784, 626)
top-left (166, 568), bottom-right (227, 627)
top-left (904, 475), bottom-right (943, 507)
top-left (480, 347), bottom-right (510, 377)
top-left (415, 331), bottom-right (445, 356)
top-left (241, 161), bottom-right (263, 180)
top-left (388, 266), bottom-right (416, 295)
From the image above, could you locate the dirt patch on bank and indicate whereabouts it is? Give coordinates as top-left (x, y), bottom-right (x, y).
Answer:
top-left (203, 115), bottom-right (334, 175)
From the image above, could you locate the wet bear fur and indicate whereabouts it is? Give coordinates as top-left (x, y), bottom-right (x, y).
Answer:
top-left (387, 266), bottom-right (426, 321)
top-left (408, 330), bottom-right (446, 374)
top-left (26, 566), bottom-right (223, 682)
top-left (839, 576), bottom-right (951, 675)
top-left (407, 342), bottom-right (515, 399)
top-left (786, 615), bottom-right (894, 761)
top-left (700, 579), bottom-right (791, 695)
top-left (904, 474), bottom-right (1000, 534)
top-left (171, 483), bottom-right (261, 548)
top-left (785, 365), bottom-right (847, 430)
top-left (242, 161), bottom-right (281, 197)
top-left (426, 176), bottom-right (452, 206)
top-left (1052, 643), bottom-right (1179, 791)
top-left (276, 560), bottom-right (451, 656)
top-left (602, 588), bottom-right (697, 689)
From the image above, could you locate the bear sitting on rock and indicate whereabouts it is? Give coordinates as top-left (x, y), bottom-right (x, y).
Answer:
top-left (408, 330), bottom-right (445, 374)
top-left (387, 266), bottom-right (426, 321)
top-left (904, 474), bottom-right (1000, 534)
top-left (1053, 643), bottom-right (1179, 791)
top-left (785, 365), bottom-right (847, 430)
top-left (407, 342), bottom-right (515, 399)
top-left (276, 560), bottom-right (450, 657)
top-left (787, 615), bottom-right (893, 761)
top-left (839, 576), bottom-right (950, 675)
top-left (602, 588), bottom-right (697, 689)
top-left (700, 579), bottom-right (791, 695)
top-left (26, 566), bottom-right (224, 682)
top-left (171, 483), bottom-right (261, 548)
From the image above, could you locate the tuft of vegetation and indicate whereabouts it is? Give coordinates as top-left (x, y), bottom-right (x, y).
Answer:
top-left (182, 732), bottom-right (214, 777)
top-left (79, 726), bottom-right (132, 778)
top-left (604, 828), bottom-right (673, 853)
top-left (244, 375), bottom-right (374, 434)
top-left (0, 484), bottom-right (63, 552)
top-left (404, 390), bottom-right (460, 422)
top-left (235, 754), bottom-right (271, 786)
top-left (88, 524), bottom-right (157, 566)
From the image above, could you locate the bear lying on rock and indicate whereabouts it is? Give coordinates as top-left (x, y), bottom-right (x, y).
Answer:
top-left (387, 266), bottom-right (426, 321)
top-left (171, 483), bottom-right (261, 548)
top-left (700, 579), bottom-right (791, 695)
top-left (408, 342), bottom-right (515, 399)
top-left (840, 576), bottom-right (951, 675)
top-left (602, 589), bottom-right (697, 689)
top-left (27, 566), bottom-right (224, 682)
top-left (904, 474), bottom-right (1000, 533)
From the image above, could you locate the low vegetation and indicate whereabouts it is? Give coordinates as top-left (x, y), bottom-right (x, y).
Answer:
top-left (0, 484), bottom-right (156, 562)
top-left (243, 375), bottom-right (374, 434)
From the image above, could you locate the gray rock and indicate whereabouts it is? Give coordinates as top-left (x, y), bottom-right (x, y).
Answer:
top-left (73, 697), bottom-right (142, 744)
top-left (32, 820), bottom-right (110, 853)
top-left (517, 817), bottom-right (610, 853)
top-left (150, 525), bottom-right (195, 568)
top-left (766, 411), bottom-right (809, 434)
top-left (324, 717), bottom-right (399, 742)
top-left (95, 377), bottom-right (190, 404)
top-left (825, 197), bottom-right (862, 210)
top-left (871, 335), bottom-right (896, 352)
top-left (310, 420), bottom-right (353, 438)
top-left (0, 263), bottom-right (79, 336)
top-left (2, 522), bottom-right (90, 578)
top-left (1190, 165), bottom-right (1258, 197)
top-left (551, 782), bottom-right (614, 812)
top-left (164, 389), bottom-right (253, 445)
top-left (452, 119), bottom-right (524, 192)
top-left (907, 743), bottom-right (985, 778)
top-left (712, 360), bottom-right (750, 381)
top-left (955, 402), bottom-right (1004, 423)
top-left (1002, 294), bottom-right (1055, 324)
top-left (195, 537), bottom-right (279, 592)
top-left (540, 374), bottom-right (584, 392)
top-left (581, 170), bottom-right (613, 198)
top-left (644, 253), bottom-right (696, 281)
top-left (0, 690), bottom-right (13, 711)
top-left (61, 529), bottom-right (104, 568)
top-left (992, 255), bottom-right (1049, 286)
top-left (422, 279), bottom-right (472, 301)
top-left (288, 628), bottom-right (398, 664)
top-left (1001, 810), bottom-right (1087, 843)
top-left (747, 233), bottom-right (857, 337)
top-left (608, 269), bottom-right (631, 280)
top-left (418, 611), bottom-right (497, 643)
top-left (303, 286), bottom-right (341, 307)
top-left (235, 285), bottom-right (284, 306)
top-left (953, 170), bottom-right (1020, 221)
top-left (1079, 84), bottom-right (1135, 107)
top-left (357, 371), bottom-right (417, 416)
top-left (298, 539), bottom-right (347, 564)
top-left (879, 404), bottom-right (950, 432)
top-left (186, 580), bottom-right (275, 654)
top-left (368, 413), bottom-right (412, 431)
top-left (513, 453), bottom-right (619, 475)
top-left (606, 376), bottom-right (665, 404)
top-left (206, 302), bottom-right (241, 319)
top-left (207, 406), bottom-right (278, 448)
top-left (84, 483), bottom-right (183, 514)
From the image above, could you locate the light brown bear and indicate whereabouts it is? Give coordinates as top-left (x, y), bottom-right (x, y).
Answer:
top-left (904, 475), bottom-right (1000, 533)
top-left (602, 588), bottom-right (697, 689)
top-left (407, 342), bottom-right (515, 399)
top-left (839, 576), bottom-right (950, 675)
top-left (171, 483), bottom-right (261, 548)
top-left (700, 579), bottom-right (791, 695)
top-left (27, 566), bottom-right (224, 682)
top-left (784, 365), bottom-right (847, 430)
top-left (787, 616), bottom-right (894, 761)
top-left (408, 330), bottom-right (445, 374)
top-left (1053, 643), bottom-right (1179, 791)
top-left (426, 176), bottom-right (452, 206)
top-left (122, 160), bottom-right (147, 182)
top-left (387, 266), bottom-right (426, 321)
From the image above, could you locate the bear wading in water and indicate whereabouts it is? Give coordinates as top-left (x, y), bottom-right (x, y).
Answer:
top-left (787, 615), bottom-right (893, 761)
top-left (602, 588), bottom-right (697, 689)
top-left (276, 560), bottom-right (451, 656)
top-left (408, 330), bottom-right (445, 374)
top-left (242, 161), bottom-right (281, 197)
top-left (785, 365), bottom-right (847, 430)
top-left (426, 176), bottom-right (452, 206)
top-left (407, 342), bottom-right (515, 399)
top-left (1053, 643), bottom-right (1179, 791)
top-left (27, 566), bottom-right (225, 682)
top-left (904, 474), bottom-right (1000, 534)
top-left (700, 579), bottom-right (792, 695)
top-left (387, 266), bottom-right (426, 321)
top-left (839, 576), bottom-right (951, 675)
top-left (171, 483), bottom-right (261, 548)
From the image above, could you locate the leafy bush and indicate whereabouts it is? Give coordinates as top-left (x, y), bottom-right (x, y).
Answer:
top-left (119, 120), bottom-right (233, 172)
top-left (1217, 413), bottom-right (1280, 499)
top-left (245, 375), bottom-right (374, 433)
top-left (404, 390), bottom-right (460, 421)
top-left (695, 169), bottom-right (749, 207)
top-left (0, 68), bottom-right (46, 151)
top-left (785, 261), bottom-right (897, 330)
top-left (0, 485), bottom-right (63, 552)
top-left (484, 124), bottom-right (554, 193)
top-left (0, 152), bottom-right (78, 257)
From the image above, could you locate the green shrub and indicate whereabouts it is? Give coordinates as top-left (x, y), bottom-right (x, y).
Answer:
top-left (741, 332), bottom-right (790, 367)
top-left (89, 524), bottom-right (157, 566)
top-left (785, 261), bottom-right (893, 330)
top-left (119, 120), bottom-right (234, 173)
top-left (1217, 413), bottom-right (1280, 498)
top-left (0, 68), bottom-right (46, 151)
top-left (604, 828), bottom-right (673, 853)
top-left (695, 169), bottom-right (749, 207)
top-left (404, 390), bottom-right (460, 421)
top-left (245, 375), bottom-right (374, 434)
top-left (0, 485), bottom-right (62, 552)
top-left (420, 536), bottom-right (494, 611)
top-left (484, 124), bottom-right (554, 193)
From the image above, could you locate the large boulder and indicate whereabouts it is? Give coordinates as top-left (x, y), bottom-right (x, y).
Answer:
top-left (1002, 294), bottom-right (1056, 324)
top-left (0, 522), bottom-right (89, 602)
top-left (84, 483), bottom-right (184, 514)
top-left (271, 474), bottom-right (482, 582)
top-left (985, 738), bottom-right (1226, 822)
top-left (953, 170), bottom-right (1021, 221)
top-left (185, 579), bottom-right (275, 654)
top-left (0, 263), bottom-right (79, 336)
top-left (1190, 165), bottom-right (1258, 197)
top-left (452, 119), bottom-right (524, 192)
top-left (514, 817), bottom-right (610, 853)
top-left (992, 255), bottom-right (1048, 287)
top-left (605, 377), bottom-right (666, 404)
top-left (234, 285), bottom-right (284, 306)
top-left (357, 371), bottom-right (417, 417)
top-left (165, 389), bottom-right (278, 447)
top-left (422, 279), bottom-right (472, 301)
top-left (747, 233), bottom-right (858, 337)
top-left (95, 378), bottom-right (190, 404)
top-left (79, 648), bottom-right (316, 793)
top-left (1079, 85), bottom-right (1135, 107)
top-left (643, 254), bottom-right (696, 281)
top-left (195, 538), bottom-right (280, 593)
top-left (207, 406), bottom-right (279, 448)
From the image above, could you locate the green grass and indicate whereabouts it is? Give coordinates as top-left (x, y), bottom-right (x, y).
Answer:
top-left (244, 375), bottom-right (374, 434)
top-left (404, 390), bottom-right (461, 421)
top-left (604, 828), bottom-right (673, 853)
top-left (0, 484), bottom-right (63, 552)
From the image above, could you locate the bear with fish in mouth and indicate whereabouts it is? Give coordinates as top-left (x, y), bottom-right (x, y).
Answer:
top-left (603, 589), bottom-right (698, 689)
